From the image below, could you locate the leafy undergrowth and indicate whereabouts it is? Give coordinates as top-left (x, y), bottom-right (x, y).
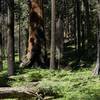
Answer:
top-left (0, 67), bottom-right (100, 100)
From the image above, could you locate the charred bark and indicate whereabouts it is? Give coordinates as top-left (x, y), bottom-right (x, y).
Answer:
top-left (20, 0), bottom-right (46, 68)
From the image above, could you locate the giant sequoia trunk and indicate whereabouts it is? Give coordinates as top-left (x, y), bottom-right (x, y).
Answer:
top-left (20, 0), bottom-right (46, 68)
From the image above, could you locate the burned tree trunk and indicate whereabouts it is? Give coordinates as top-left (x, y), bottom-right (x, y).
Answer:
top-left (20, 0), bottom-right (46, 68)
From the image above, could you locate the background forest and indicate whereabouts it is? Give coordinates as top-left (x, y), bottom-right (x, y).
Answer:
top-left (0, 0), bottom-right (100, 100)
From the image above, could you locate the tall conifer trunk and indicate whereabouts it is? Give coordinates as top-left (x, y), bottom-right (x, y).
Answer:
top-left (93, 0), bottom-right (100, 75)
top-left (76, 0), bottom-right (81, 65)
top-left (50, 0), bottom-right (56, 69)
top-left (0, 0), bottom-right (3, 71)
top-left (7, 0), bottom-right (15, 76)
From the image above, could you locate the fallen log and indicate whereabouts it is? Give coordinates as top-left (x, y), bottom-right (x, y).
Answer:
top-left (0, 87), bottom-right (42, 99)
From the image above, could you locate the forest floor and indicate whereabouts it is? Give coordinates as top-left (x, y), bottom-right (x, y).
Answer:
top-left (0, 42), bottom-right (99, 100)
top-left (0, 63), bottom-right (100, 100)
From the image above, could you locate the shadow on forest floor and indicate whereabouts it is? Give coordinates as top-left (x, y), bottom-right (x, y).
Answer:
top-left (14, 40), bottom-right (97, 72)
top-left (14, 62), bottom-right (26, 74)
top-left (0, 75), bottom-right (10, 87)
top-left (0, 72), bottom-right (13, 87)
top-left (61, 40), bottom-right (96, 70)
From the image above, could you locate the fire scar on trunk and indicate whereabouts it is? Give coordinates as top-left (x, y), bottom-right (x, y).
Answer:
top-left (20, 0), bottom-right (46, 67)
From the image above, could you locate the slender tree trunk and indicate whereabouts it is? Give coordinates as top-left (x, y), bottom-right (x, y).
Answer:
top-left (93, 0), bottom-right (100, 75)
top-left (7, 0), bottom-right (15, 76)
top-left (0, 0), bottom-right (3, 71)
top-left (3, 1), bottom-right (8, 58)
top-left (81, 21), bottom-right (85, 52)
top-left (83, 0), bottom-right (90, 55)
top-left (50, 0), bottom-right (56, 69)
top-left (56, 16), bottom-right (64, 69)
top-left (0, 32), bottom-right (3, 71)
top-left (41, 0), bottom-right (48, 64)
top-left (81, 1), bottom-right (85, 53)
top-left (73, 0), bottom-right (77, 52)
top-left (18, 0), bottom-right (21, 62)
top-left (76, 0), bottom-right (81, 64)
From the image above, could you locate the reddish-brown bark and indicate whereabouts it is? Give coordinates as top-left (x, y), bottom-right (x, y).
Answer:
top-left (20, 0), bottom-right (46, 67)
